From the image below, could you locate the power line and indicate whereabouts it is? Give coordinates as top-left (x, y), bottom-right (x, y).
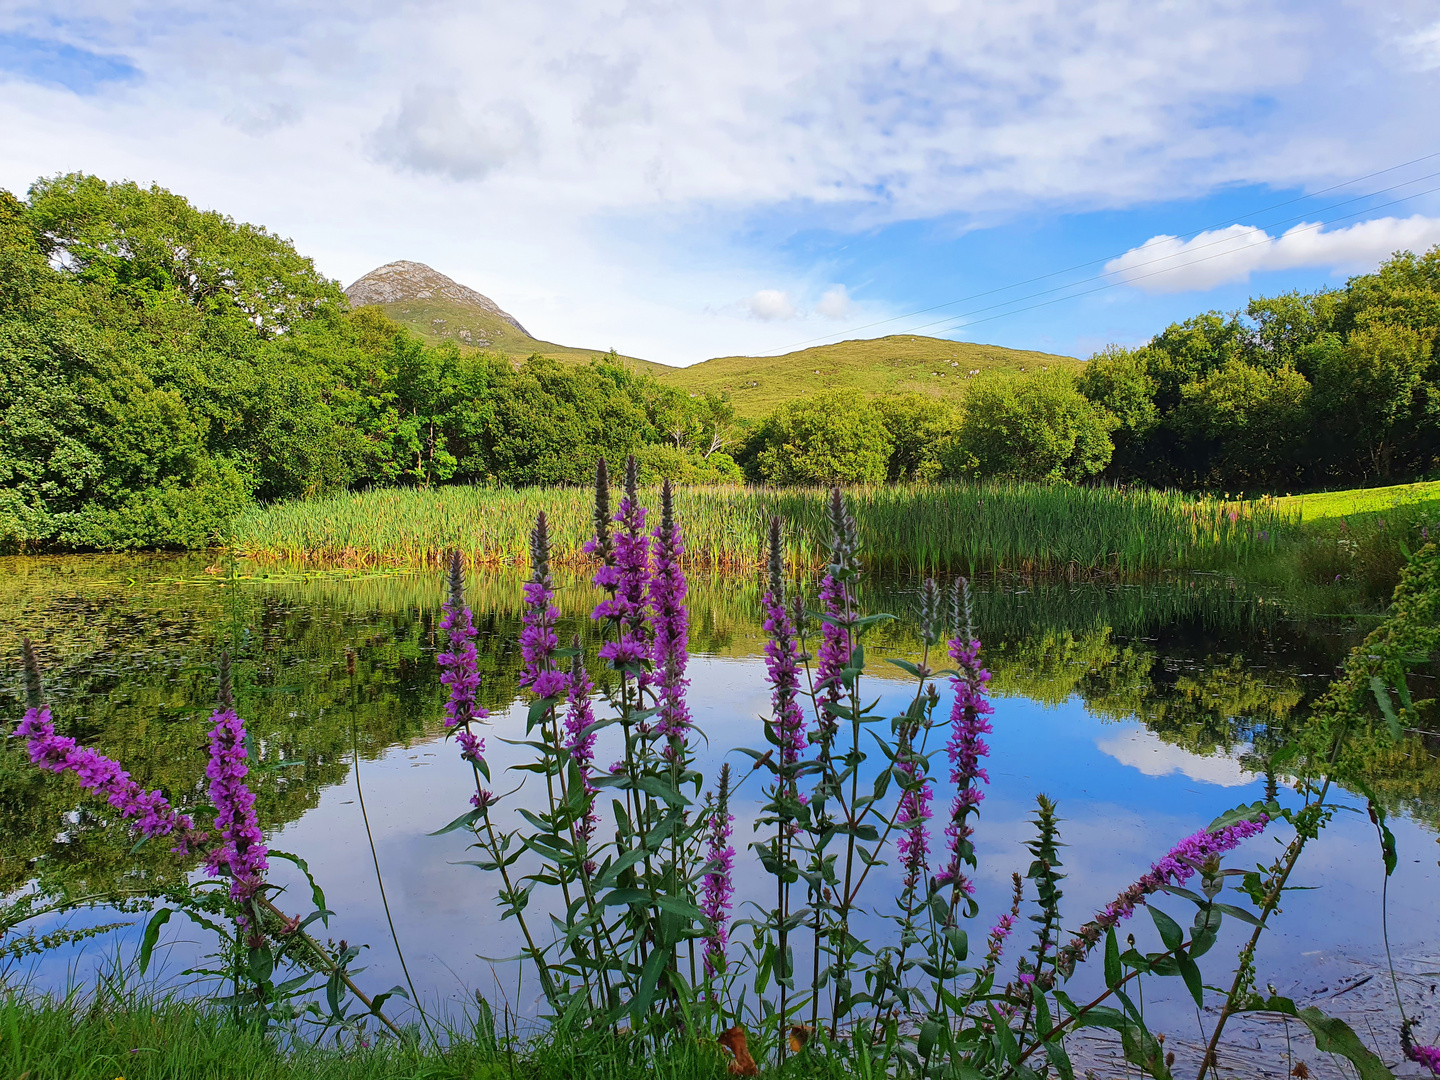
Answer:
top-left (777, 149), bottom-right (1440, 351)
top-left (920, 181), bottom-right (1440, 338)
top-left (888, 170), bottom-right (1440, 339)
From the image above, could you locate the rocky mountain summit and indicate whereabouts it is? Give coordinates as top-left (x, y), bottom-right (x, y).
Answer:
top-left (344, 260), bottom-right (530, 337)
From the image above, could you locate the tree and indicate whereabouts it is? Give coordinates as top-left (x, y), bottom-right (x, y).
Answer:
top-left (746, 391), bottom-right (893, 485)
top-left (1310, 323), bottom-right (1432, 480)
top-left (1176, 360), bottom-right (1311, 488)
top-left (872, 394), bottom-right (955, 481)
top-left (1076, 345), bottom-right (1158, 477)
top-left (948, 374), bottom-right (1114, 482)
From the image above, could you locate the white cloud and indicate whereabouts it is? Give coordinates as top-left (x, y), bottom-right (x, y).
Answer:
top-left (816, 285), bottom-right (853, 319)
top-left (1105, 215), bottom-right (1440, 295)
top-left (1096, 727), bottom-right (1256, 788)
top-left (743, 289), bottom-right (797, 321)
top-left (0, 0), bottom-right (1436, 361)
top-left (369, 87), bottom-right (538, 181)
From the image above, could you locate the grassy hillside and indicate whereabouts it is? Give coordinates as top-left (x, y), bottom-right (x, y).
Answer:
top-left (361, 294), bottom-right (668, 373)
top-left (654, 335), bottom-right (1082, 418)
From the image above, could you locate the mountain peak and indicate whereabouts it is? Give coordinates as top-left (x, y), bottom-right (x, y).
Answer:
top-left (344, 260), bottom-right (530, 337)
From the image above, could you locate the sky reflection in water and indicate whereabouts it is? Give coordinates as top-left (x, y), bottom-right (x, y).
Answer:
top-left (4, 557), bottom-right (1436, 1042)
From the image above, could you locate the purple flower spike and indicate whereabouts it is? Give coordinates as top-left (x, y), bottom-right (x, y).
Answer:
top-left (591, 457), bottom-right (653, 700)
top-left (649, 480), bottom-right (691, 742)
top-left (204, 655), bottom-right (269, 904)
top-left (895, 738), bottom-right (933, 892)
top-left (439, 551), bottom-right (492, 807)
top-left (439, 551), bottom-right (487, 731)
top-left (763, 517), bottom-right (806, 769)
top-left (938, 579), bottom-right (992, 897)
top-left (562, 636), bottom-right (599, 868)
top-left (1403, 1023), bottom-right (1440, 1076)
top-left (14, 641), bottom-right (199, 853)
top-left (1058, 813), bottom-right (1270, 973)
top-left (701, 763), bottom-right (736, 977)
top-left (520, 512), bottom-right (570, 703)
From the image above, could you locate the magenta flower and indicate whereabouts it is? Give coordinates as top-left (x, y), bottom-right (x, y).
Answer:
top-left (16, 706), bottom-right (199, 852)
top-left (440, 551), bottom-right (492, 808)
top-left (1403, 1025), bottom-right (1440, 1076)
top-left (562, 636), bottom-right (599, 867)
top-left (701, 763), bottom-right (736, 976)
top-left (762, 517), bottom-right (806, 770)
top-left (520, 512), bottom-right (570, 703)
top-left (649, 480), bottom-right (691, 742)
top-left (1058, 814), bottom-right (1271, 973)
top-left (895, 736), bottom-right (933, 893)
top-left (938, 593), bottom-right (993, 897)
top-left (439, 553), bottom-right (487, 732)
top-left (204, 703), bottom-right (269, 904)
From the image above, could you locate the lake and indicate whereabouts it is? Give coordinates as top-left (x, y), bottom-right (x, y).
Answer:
top-left (3, 555), bottom-right (1437, 1074)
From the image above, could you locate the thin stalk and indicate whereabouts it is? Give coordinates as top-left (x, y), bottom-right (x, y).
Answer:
top-left (349, 666), bottom-right (434, 1043)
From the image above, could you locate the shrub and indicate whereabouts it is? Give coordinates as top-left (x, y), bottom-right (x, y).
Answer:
top-left (948, 373), bottom-right (1114, 482)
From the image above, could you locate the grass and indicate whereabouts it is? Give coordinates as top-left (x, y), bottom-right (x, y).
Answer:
top-left (650, 334), bottom-right (1082, 419)
top-left (229, 481), bottom-right (1287, 577)
top-left (1264, 479), bottom-right (1440, 522)
top-left (0, 990), bottom-right (750, 1080)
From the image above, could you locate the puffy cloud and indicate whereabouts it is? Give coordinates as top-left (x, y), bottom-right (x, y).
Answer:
top-left (743, 289), bottom-right (797, 321)
top-left (816, 285), bottom-right (853, 319)
top-left (1105, 215), bottom-right (1440, 294)
top-left (1096, 727), bottom-right (1256, 788)
top-left (368, 87), bottom-right (538, 181)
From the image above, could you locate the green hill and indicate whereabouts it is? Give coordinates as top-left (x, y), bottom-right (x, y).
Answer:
top-left (344, 261), bottom-right (666, 372)
top-left (345, 262), bottom-right (1081, 416)
top-left (656, 335), bottom-right (1081, 418)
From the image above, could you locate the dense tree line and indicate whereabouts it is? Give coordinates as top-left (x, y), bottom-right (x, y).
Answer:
top-left (738, 249), bottom-right (1440, 489)
top-left (0, 175), bottom-right (737, 550)
top-left (4, 173), bottom-right (1438, 550)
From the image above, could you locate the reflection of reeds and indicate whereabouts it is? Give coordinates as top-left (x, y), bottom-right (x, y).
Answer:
top-left (230, 482), bottom-right (1294, 576)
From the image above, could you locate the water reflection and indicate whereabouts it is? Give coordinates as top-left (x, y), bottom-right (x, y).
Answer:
top-left (2, 556), bottom-right (1436, 1042)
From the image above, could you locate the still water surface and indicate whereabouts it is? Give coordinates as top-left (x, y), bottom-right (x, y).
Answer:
top-left (2, 556), bottom-right (1437, 1059)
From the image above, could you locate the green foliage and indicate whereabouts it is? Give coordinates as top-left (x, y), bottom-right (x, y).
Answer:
top-left (947, 373), bottom-right (1114, 482)
top-left (743, 390), bottom-right (894, 484)
top-left (871, 393), bottom-right (955, 481)
top-left (1077, 247), bottom-right (1440, 490)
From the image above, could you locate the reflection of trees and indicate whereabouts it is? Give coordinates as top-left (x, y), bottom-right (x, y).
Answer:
top-left (2, 558), bottom-right (1434, 911)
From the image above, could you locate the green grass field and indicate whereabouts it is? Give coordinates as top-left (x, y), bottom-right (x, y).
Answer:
top-left (1264, 479), bottom-right (1440, 522)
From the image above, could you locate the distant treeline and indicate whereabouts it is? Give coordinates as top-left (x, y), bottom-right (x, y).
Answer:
top-left (1, 172), bottom-right (1437, 552)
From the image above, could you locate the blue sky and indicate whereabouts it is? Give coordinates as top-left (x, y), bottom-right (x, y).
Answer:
top-left (3, 1), bottom-right (1440, 364)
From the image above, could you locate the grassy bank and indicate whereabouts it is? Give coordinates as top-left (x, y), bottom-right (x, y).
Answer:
top-left (229, 481), bottom-right (1289, 575)
top-left (0, 991), bottom-right (792, 1080)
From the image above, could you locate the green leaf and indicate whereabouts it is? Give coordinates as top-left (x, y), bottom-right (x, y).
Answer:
top-left (1104, 927), bottom-right (1122, 989)
top-left (370, 984), bottom-right (409, 1016)
top-left (655, 894), bottom-right (707, 922)
top-left (1212, 902), bottom-right (1262, 927)
top-left (918, 1018), bottom-right (940, 1060)
top-left (248, 945), bottom-right (274, 987)
top-left (429, 806), bottom-right (484, 836)
top-left (1206, 799), bottom-right (1279, 833)
top-left (635, 775), bottom-right (690, 807)
top-left (1370, 676), bottom-right (1402, 740)
top-left (1177, 950), bottom-right (1204, 1009)
top-left (1296, 1007), bottom-right (1393, 1080)
top-left (138, 908), bottom-right (172, 975)
top-left (1148, 906), bottom-right (1183, 953)
top-left (631, 945), bottom-right (670, 1026)
top-left (268, 849), bottom-right (327, 922)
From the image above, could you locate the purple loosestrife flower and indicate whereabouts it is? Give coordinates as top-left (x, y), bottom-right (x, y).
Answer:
top-left (204, 655), bottom-right (268, 905)
top-left (520, 513), bottom-right (570, 702)
top-left (14, 641), bottom-right (198, 852)
top-left (583, 457), bottom-right (618, 593)
top-left (939, 579), bottom-right (992, 898)
top-left (894, 741), bottom-right (933, 894)
top-left (595, 457), bottom-right (653, 700)
top-left (439, 551), bottom-right (492, 808)
top-left (701, 763), bottom-right (736, 977)
top-left (1403, 1023), bottom-right (1440, 1075)
top-left (763, 517), bottom-right (806, 770)
top-left (439, 552), bottom-right (487, 731)
top-left (562, 635), bottom-right (599, 866)
top-left (649, 480), bottom-right (691, 743)
top-left (1057, 815), bottom-right (1270, 974)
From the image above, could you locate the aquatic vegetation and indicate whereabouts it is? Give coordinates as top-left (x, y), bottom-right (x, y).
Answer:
top-left (6, 467), bottom-right (1437, 1077)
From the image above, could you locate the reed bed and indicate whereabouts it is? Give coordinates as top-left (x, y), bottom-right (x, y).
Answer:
top-left (228, 482), bottom-right (1296, 575)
